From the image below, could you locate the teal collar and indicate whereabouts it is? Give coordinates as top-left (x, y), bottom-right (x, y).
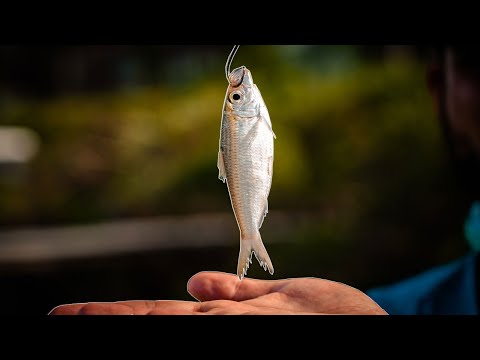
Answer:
top-left (465, 201), bottom-right (480, 252)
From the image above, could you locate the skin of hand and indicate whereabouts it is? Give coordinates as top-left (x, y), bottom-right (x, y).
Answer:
top-left (48, 271), bottom-right (388, 315)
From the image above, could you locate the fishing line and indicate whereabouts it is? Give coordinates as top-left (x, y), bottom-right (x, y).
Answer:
top-left (225, 45), bottom-right (240, 81)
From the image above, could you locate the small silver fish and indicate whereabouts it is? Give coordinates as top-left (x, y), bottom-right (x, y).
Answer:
top-left (218, 59), bottom-right (276, 280)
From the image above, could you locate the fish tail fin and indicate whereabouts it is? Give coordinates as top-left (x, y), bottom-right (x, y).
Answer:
top-left (237, 231), bottom-right (274, 280)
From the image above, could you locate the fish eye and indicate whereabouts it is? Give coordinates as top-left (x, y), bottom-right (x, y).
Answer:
top-left (229, 91), bottom-right (243, 103)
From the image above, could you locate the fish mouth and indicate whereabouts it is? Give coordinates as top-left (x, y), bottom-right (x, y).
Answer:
top-left (228, 66), bottom-right (245, 87)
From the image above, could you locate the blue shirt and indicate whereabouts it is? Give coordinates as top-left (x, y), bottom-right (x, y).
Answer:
top-left (366, 252), bottom-right (479, 315)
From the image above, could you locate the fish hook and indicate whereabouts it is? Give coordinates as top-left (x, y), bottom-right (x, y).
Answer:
top-left (225, 45), bottom-right (240, 81)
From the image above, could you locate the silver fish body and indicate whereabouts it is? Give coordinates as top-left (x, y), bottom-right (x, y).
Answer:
top-left (218, 66), bottom-right (276, 280)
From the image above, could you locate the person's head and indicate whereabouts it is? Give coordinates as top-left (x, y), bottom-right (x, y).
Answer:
top-left (427, 46), bottom-right (480, 203)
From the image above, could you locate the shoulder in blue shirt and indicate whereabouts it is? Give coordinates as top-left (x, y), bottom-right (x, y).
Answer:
top-left (366, 252), bottom-right (478, 315)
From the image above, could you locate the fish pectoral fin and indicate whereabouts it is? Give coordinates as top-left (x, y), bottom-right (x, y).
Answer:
top-left (260, 116), bottom-right (277, 139)
top-left (217, 150), bottom-right (226, 183)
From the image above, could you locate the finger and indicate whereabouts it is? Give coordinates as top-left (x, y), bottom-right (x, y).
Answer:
top-left (48, 303), bottom-right (86, 315)
top-left (79, 300), bottom-right (200, 315)
top-left (187, 271), bottom-right (286, 302)
top-left (78, 302), bottom-right (136, 315)
top-left (50, 300), bottom-right (201, 315)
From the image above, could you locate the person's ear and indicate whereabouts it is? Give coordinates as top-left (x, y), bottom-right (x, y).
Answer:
top-left (426, 60), bottom-right (444, 114)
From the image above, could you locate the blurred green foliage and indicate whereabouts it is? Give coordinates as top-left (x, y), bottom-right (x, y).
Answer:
top-left (0, 46), bottom-right (446, 222)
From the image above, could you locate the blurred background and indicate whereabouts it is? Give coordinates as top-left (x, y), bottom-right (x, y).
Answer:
top-left (0, 45), bottom-right (470, 315)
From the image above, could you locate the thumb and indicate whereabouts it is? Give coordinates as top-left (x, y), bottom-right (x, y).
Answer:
top-left (187, 271), bottom-right (280, 302)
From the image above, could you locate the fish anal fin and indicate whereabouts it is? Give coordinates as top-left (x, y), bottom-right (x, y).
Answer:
top-left (258, 199), bottom-right (268, 229)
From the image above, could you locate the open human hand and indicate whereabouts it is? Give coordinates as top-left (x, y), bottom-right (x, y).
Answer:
top-left (49, 271), bottom-right (387, 315)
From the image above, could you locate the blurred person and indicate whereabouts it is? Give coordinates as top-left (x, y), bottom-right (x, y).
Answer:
top-left (49, 45), bottom-right (480, 315)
